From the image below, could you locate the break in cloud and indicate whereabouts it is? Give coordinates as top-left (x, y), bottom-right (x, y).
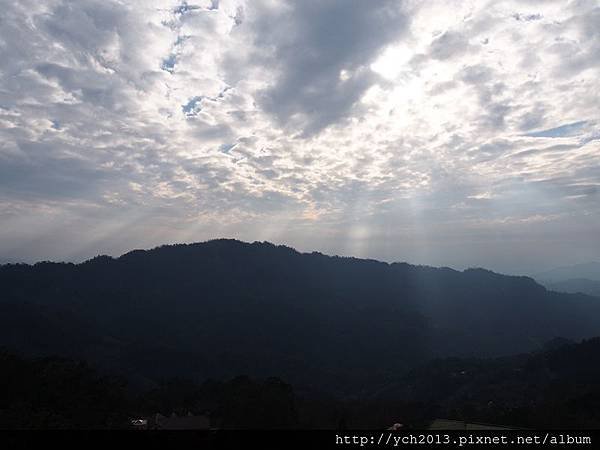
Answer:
top-left (0, 0), bottom-right (599, 273)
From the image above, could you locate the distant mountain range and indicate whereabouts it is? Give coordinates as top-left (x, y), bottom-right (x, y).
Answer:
top-left (543, 279), bottom-right (600, 298)
top-left (2, 239), bottom-right (600, 395)
top-left (535, 262), bottom-right (600, 298)
top-left (535, 262), bottom-right (600, 283)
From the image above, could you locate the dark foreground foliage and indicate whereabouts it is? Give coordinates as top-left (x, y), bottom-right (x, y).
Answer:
top-left (2, 337), bottom-right (600, 429)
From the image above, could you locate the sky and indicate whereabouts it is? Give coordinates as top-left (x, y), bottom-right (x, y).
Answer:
top-left (0, 0), bottom-right (599, 274)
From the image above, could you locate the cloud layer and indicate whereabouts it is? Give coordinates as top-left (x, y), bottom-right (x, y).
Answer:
top-left (0, 0), bottom-right (599, 273)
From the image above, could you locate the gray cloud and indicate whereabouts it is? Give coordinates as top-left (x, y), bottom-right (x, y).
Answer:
top-left (249, 0), bottom-right (409, 136)
top-left (0, 0), bottom-right (598, 274)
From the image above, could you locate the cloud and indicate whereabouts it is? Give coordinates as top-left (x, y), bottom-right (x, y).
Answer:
top-left (0, 0), bottom-right (598, 273)
top-left (429, 30), bottom-right (470, 60)
top-left (248, 0), bottom-right (410, 136)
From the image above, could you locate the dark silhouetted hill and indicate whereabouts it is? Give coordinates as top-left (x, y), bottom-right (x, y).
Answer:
top-left (1, 239), bottom-right (600, 394)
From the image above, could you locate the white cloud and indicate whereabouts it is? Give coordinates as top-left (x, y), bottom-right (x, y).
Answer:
top-left (0, 0), bottom-right (598, 272)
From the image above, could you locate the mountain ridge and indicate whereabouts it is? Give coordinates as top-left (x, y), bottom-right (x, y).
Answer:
top-left (3, 238), bottom-right (548, 283)
top-left (1, 238), bottom-right (599, 396)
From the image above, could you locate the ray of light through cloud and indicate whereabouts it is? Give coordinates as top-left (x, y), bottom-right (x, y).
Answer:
top-left (0, 0), bottom-right (598, 273)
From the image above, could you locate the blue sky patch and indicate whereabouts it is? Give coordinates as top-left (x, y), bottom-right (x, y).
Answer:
top-left (219, 143), bottom-right (236, 154)
top-left (182, 96), bottom-right (203, 116)
top-left (526, 121), bottom-right (587, 138)
top-left (161, 54), bottom-right (176, 73)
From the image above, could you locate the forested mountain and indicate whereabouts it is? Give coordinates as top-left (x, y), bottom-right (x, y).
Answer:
top-left (2, 239), bottom-right (600, 394)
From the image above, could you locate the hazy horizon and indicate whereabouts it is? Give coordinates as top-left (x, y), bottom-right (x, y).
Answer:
top-left (1, 0), bottom-right (599, 275)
